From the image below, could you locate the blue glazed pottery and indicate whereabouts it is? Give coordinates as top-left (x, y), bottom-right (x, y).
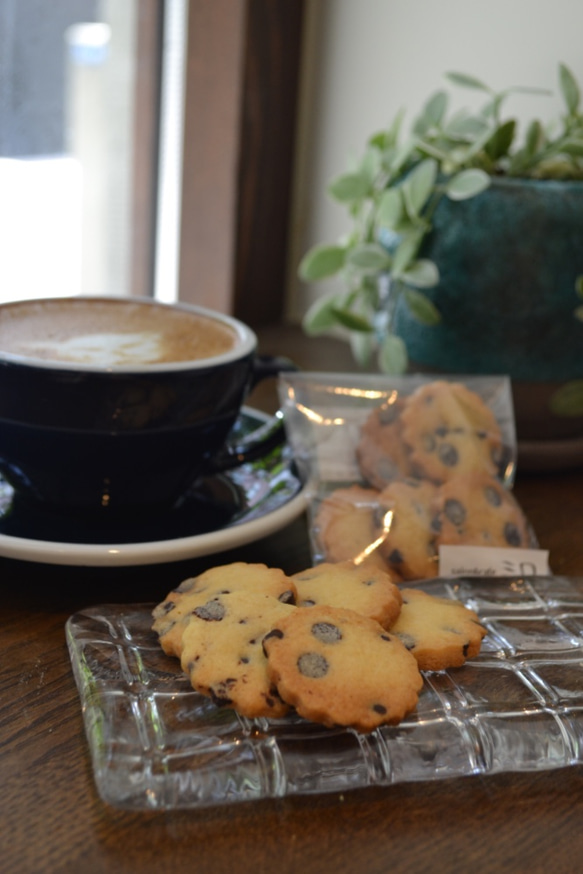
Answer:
top-left (393, 178), bottom-right (583, 440)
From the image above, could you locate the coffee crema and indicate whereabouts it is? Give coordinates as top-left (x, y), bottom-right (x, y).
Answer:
top-left (0, 298), bottom-right (239, 366)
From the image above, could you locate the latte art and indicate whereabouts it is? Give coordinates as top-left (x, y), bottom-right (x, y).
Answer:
top-left (20, 332), bottom-right (176, 366)
top-left (0, 298), bottom-right (240, 366)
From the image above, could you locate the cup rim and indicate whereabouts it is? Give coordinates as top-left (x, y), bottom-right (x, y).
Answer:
top-left (0, 295), bottom-right (257, 373)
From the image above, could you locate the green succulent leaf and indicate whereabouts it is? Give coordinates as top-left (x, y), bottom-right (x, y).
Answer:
top-left (525, 119), bottom-right (544, 155)
top-left (445, 168), bottom-right (491, 200)
top-left (575, 275), bottom-right (583, 298)
top-left (402, 158), bottom-right (438, 217)
top-left (413, 91), bottom-right (448, 135)
top-left (574, 304), bottom-right (583, 322)
top-left (415, 139), bottom-right (454, 164)
top-left (388, 108), bottom-right (406, 147)
top-left (560, 138), bottom-right (583, 157)
top-left (368, 130), bottom-right (387, 150)
top-left (401, 259), bottom-right (440, 289)
top-left (485, 119), bottom-right (517, 160)
top-left (298, 244), bottom-right (346, 281)
top-left (559, 62), bottom-right (580, 115)
top-left (391, 230), bottom-right (425, 277)
top-left (302, 292), bottom-right (345, 334)
top-left (444, 111), bottom-right (490, 140)
top-left (360, 146), bottom-right (382, 184)
top-left (349, 330), bottom-right (376, 367)
top-left (328, 171), bottom-right (370, 203)
top-left (549, 380), bottom-right (583, 417)
top-left (480, 93), bottom-right (505, 120)
top-left (390, 136), bottom-right (418, 175)
top-left (423, 90), bottom-right (448, 127)
top-left (445, 71), bottom-right (491, 92)
top-left (346, 243), bottom-right (392, 273)
top-left (402, 287), bottom-right (441, 324)
top-left (377, 332), bottom-right (408, 374)
top-left (331, 307), bottom-right (374, 332)
top-left (377, 188), bottom-right (403, 229)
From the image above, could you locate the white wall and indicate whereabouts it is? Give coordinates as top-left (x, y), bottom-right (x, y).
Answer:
top-left (286, 0), bottom-right (583, 321)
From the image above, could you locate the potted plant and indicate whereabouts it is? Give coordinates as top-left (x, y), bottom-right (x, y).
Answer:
top-left (298, 63), bottom-right (583, 450)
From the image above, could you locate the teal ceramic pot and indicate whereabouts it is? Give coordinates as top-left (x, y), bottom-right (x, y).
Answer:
top-left (393, 177), bottom-right (583, 442)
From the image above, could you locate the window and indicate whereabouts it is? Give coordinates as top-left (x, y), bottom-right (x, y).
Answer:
top-left (0, 0), bottom-right (161, 302)
top-left (0, 0), bottom-right (304, 325)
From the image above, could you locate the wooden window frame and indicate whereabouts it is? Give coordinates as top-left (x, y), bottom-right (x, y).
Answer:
top-left (177, 0), bottom-right (305, 325)
top-left (131, 0), bottom-right (164, 300)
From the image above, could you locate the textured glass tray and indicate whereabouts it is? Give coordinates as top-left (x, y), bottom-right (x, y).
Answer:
top-left (66, 575), bottom-right (583, 810)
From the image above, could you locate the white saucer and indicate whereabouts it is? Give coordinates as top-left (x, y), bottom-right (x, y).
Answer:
top-left (0, 408), bottom-right (309, 567)
top-left (0, 489), bottom-right (308, 567)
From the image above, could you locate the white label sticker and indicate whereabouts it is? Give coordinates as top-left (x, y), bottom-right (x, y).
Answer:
top-left (439, 545), bottom-right (550, 578)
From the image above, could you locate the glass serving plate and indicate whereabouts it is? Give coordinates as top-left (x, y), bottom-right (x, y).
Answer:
top-left (66, 575), bottom-right (583, 810)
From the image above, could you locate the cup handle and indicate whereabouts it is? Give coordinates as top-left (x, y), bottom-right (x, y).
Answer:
top-left (210, 354), bottom-right (298, 473)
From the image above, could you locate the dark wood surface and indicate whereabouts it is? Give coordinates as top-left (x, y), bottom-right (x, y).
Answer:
top-left (2, 326), bottom-right (583, 874)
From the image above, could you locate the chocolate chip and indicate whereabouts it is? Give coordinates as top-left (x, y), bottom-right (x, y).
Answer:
top-left (396, 632), bottom-right (416, 650)
top-left (435, 425), bottom-right (449, 437)
top-left (422, 433), bottom-right (437, 452)
top-left (264, 691), bottom-right (281, 708)
top-left (263, 627), bottom-right (284, 644)
top-left (378, 404), bottom-right (399, 425)
top-left (504, 522), bottom-right (522, 546)
top-left (372, 703), bottom-right (387, 715)
top-left (438, 442), bottom-right (459, 467)
top-left (265, 684), bottom-right (283, 708)
top-left (444, 498), bottom-right (466, 527)
top-left (388, 548), bottom-right (404, 565)
top-left (160, 600), bottom-right (174, 614)
top-left (484, 485), bottom-right (502, 507)
top-left (301, 599), bottom-right (317, 607)
top-left (311, 622), bottom-right (342, 644)
top-left (278, 590), bottom-right (296, 605)
top-left (297, 652), bottom-right (329, 678)
top-left (193, 599), bottom-right (226, 621)
top-left (210, 678), bottom-right (237, 706)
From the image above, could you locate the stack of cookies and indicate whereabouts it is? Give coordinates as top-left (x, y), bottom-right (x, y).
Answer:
top-left (152, 560), bottom-right (487, 734)
top-left (316, 380), bottom-right (531, 580)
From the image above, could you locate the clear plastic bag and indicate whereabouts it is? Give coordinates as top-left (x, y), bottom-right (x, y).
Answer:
top-left (278, 372), bottom-right (538, 581)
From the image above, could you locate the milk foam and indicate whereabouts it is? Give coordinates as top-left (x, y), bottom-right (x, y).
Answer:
top-left (21, 332), bottom-right (167, 366)
top-left (0, 298), bottom-right (242, 366)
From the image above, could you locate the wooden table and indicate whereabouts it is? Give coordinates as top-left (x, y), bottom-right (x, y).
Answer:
top-left (2, 327), bottom-right (583, 874)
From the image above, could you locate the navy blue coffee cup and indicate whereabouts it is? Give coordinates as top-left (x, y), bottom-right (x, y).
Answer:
top-left (0, 296), bottom-right (295, 518)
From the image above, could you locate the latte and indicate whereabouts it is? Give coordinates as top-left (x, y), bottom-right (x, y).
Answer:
top-left (0, 297), bottom-right (239, 366)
